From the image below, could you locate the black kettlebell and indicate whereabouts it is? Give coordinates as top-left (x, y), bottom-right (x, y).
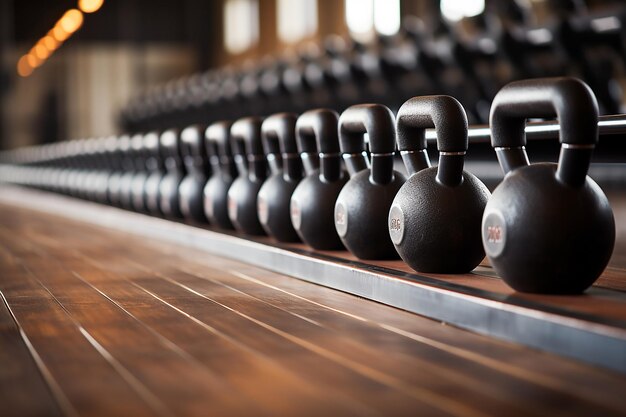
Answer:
top-left (130, 133), bottom-right (149, 212)
top-left (290, 109), bottom-right (348, 250)
top-left (158, 129), bottom-right (185, 218)
top-left (483, 77), bottom-right (615, 294)
top-left (179, 124), bottom-right (210, 222)
top-left (203, 121), bottom-right (237, 229)
top-left (107, 134), bottom-right (131, 207)
top-left (227, 117), bottom-right (268, 235)
top-left (143, 131), bottom-right (165, 216)
top-left (118, 133), bottom-right (143, 210)
top-left (257, 113), bottom-right (303, 242)
top-left (335, 104), bottom-right (406, 259)
top-left (390, 95), bottom-right (491, 273)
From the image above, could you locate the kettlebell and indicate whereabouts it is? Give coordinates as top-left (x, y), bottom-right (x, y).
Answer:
top-left (390, 95), bottom-right (491, 273)
top-left (483, 77), bottom-right (615, 294)
top-left (93, 136), bottom-right (112, 204)
top-left (335, 104), bottom-right (406, 259)
top-left (257, 113), bottom-right (303, 242)
top-left (118, 133), bottom-right (143, 210)
top-left (158, 129), bottom-right (185, 218)
top-left (143, 131), bottom-right (165, 216)
top-left (129, 133), bottom-right (149, 212)
top-left (290, 109), bottom-right (347, 250)
top-left (227, 117), bottom-right (268, 235)
top-left (179, 124), bottom-right (210, 222)
top-left (203, 121), bottom-right (237, 229)
top-left (107, 134), bottom-right (132, 207)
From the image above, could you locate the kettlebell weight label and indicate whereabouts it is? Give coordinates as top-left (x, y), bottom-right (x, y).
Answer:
top-left (257, 195), bottom-right (268, 225)
top-left (335, 202), bottom-right (348, 237)
top-left (487, 226), bottom-right (502, 243)
top-left (205, 195), bottom-right (214, 218)
top-left (482, 211), bottom-right (506, 258)
top-left (227, 195), bottom-right (237, 221)
top-left (290, 199), bottom-right (301, 230)
top-left (388, 205), bottom-right (404, 245)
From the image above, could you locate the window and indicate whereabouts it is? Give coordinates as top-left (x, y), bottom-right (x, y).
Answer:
top-left (345, 0), bottom-right (400, 41)
top-left (224, 0), bottom-right (259, 54)
top-left (440, 0), bottom-right (485, 22)
top-left (277, 0), bottom-right (318, 44)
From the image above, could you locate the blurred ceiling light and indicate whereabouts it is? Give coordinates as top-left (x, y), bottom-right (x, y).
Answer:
top-left (224, 0), bottom-right (259, 54)
top-left (17, 56), bottom-right (33, 77)
top-left (374, 0), bottom-right (400, 36)
top-left (42, 35), bottom-right (60, 51)
top-left (441, 0), bottom-right (485, 22)
top-left (59, 9), bottom-right (84, 33)
top-left (34, 44), bottom-right (50, 60)
top-left (26, 54), bottom-right (40, 68)
top-left (277, 0), bottom-right (317, 44)
top-left (17, 4), bottom-right (92, 77)
top-left (78, 0), bottom-right (104, 13)
top-left (52, 25), bottom-right (71, 41)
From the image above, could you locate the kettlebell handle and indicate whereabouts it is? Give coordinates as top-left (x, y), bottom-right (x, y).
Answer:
top-left (181, 125), bottom-right (208, 173)
top-left (296, 109), bottom-right (340, 181)
top-left (142, 132), bottom-right (161, 172)
top-left (338, 104), bottom-right (397, 185)
top-left (490, 77), bottom-right (599, 187)
top-left (159, 129), bottom-right (183, 171)
top-left (230, 117), bottom-right (266, 181)
top-left (261, 113), bottom-right (301, 181)
top-left (396, 95), bottom-right (468, 187)
top-left (205, 121), bottom-right (235, 179)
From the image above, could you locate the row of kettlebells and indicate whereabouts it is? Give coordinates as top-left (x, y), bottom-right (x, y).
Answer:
top-left (0, 77), bottom-right (616, 294)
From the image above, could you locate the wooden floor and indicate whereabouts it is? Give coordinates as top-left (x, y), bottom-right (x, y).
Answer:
top-left (2, 202), bottom-right (626, 417)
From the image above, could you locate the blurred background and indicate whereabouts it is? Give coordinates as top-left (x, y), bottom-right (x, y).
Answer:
top-left (2, 0), bottom-right (625, 150)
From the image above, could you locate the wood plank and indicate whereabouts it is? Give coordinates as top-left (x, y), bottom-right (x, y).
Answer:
top-left (3, 191), bottom-right (626, 416)
top-left (104, 237), bottom-right (626, 417)
top-left (0, 245), bottom-right (164, 417)
top-left (0, 226), bottom-right (270, 417)
top-left (0, 290), bottom-right (65, 417)
top-left (3, 201), bottom-right (626, 416)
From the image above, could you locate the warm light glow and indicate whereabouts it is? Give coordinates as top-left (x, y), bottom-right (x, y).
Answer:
top-left (52, 26), bottom-right (71, 41)
top-left (440, 0), bottom-right (485, 22)
top-left (277, 0), bottom-right (317, 43)
top-left (26, 54), bottom-right (39, 68)
top-left (34, 44), bottom-right (50, 60)
top-left (224, 0), bottom-right (259, 54)
top-left (59, 9), bottom-right (84, 33)
top-left (78, 0), bottom-right (104, 13)
top-left (17, 56), bottom-right (33, 77)
top-left (374, 0), bottom-right (400, 36)
top-left (42, 35), bottom-right (60, 51)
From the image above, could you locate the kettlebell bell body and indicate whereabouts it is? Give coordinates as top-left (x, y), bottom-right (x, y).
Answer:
top-left (203, 121), bottom-right (237, 229)
top-left (143, 132), bottom-right (165, 216)
top-left (107, 135), bottom-right (131, 207)
top-left (290, 109), bottom-right (348, 250)
top-left (257, 113), bottom-right (303, 242)
top-left (227, 117), bottom-right (268, 235)
top-left (335, 104), bottom-right (405, 259)
top-left (129, 133), bottom-right (149, 212)
top-left (158, 129), bottom-right (185, 218)
top-left (179, 125), bottom-right (209, 222)
top-left (483, 77), bottom-right (615, 294)
top-left (390, 95), bottom-right (491, 273)
top-left (118, 134), bottom-right (143, 210)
